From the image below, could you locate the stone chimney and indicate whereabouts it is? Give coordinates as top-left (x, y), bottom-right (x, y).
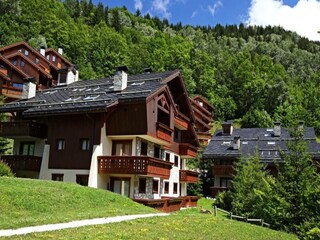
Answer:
top-left (114, 66), bottom-right (128, 91)
top-left (222, 120), bottom-right (233, 136)
top-left (58, 47), bottom-right (63, 55)
top-left (273, 122), bottom-right (281, 137)
top-left (22, 81), bottom-right (36, 99)
top-left (40, 47), bottom-right (45, 56)
top-left (233, 136), bottom-right (240, 150)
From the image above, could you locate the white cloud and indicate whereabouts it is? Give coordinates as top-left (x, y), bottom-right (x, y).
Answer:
top-left (191, 10), bottom-right (198, 18)
top-left (134, 0), bottom-right (143, 11)
top-left (151, 0), bottom-right (171, 18)
top-left (208, 1), bottom-right (223, 17)
top-left (246, 0), bottom-right (320, 41)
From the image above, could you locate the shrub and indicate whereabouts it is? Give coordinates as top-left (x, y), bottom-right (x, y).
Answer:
top-left (0, 161), bottom-right (14, 177)
top-left (215, 190), bottom-right (232, 211)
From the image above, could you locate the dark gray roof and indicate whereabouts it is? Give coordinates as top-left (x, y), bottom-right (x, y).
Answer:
top-left (0, 70), bottom-right (178, 116)
top-left (203, 127), bottom-right (320, 162)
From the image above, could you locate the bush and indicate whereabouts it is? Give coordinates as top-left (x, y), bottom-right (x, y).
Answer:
top-left (0, 161), bottom-right (14, 177)
top-left (215, 190), bottom-right (232, 211)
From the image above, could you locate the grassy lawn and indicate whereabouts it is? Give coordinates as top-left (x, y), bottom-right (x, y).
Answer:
top-left (4, 208), bottom-right (297, 240)
top-left (0, 177), bottom-right (156, 229)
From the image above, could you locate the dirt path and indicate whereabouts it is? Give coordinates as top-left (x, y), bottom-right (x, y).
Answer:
top-left (0, 213), bottom-right (169, 237)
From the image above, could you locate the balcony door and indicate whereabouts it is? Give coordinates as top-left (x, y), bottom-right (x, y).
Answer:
top-left (110, 177), bottom-right (130, 197)
top-left (112, 140), bottom-right (132, 156)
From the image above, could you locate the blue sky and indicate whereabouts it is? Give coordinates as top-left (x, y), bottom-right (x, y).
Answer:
top-left (93, 0), bottom-right (320, 41)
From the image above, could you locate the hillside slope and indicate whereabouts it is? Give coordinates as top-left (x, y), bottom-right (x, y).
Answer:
top-left (0, 177), bottom-right (156, 229)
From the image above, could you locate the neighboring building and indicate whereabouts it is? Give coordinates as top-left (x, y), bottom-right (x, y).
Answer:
top-left (202, 121), bottom-right (320, 197)
top-left (190, 95), bottom-right (214, 147)
top-left (0, 41), bottom-right (78, 102)
top-left (0, 68), bottom-right (203, 210)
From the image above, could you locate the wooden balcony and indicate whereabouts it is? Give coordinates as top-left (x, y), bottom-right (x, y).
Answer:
top-left (174, 117), bottom-right (188, 130)
top-left (0, 121), bottom-right (48, 138)
top-left (0, 155), bottom-right (42, 172)
top-left (212, 165), bottom-right (235, 176)
top-left (156, 122), bottom-right (173, 142)
top-left (98, 156), bottom-right (173, 179)
top-left (210, 186), bottom-right (229, 197)
top-left (1, 85), bottom-right (22, 99)
top-left (180, 170), bottom-right (199, 183)
top-left (179, 143), bottom-right (197, 158)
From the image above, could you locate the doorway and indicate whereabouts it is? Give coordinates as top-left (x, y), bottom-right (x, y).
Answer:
top-left (110, 177), bottom-right (131, 197)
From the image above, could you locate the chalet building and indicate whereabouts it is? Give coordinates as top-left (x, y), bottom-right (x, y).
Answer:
top-left (190, 96), bottom-right (214, 147)
top-left (0, 68), bottom-right (203, 210)
top-left (202, 121), bottom-right (320, 197)
top-left (0, 41), bottom-right (78, 102)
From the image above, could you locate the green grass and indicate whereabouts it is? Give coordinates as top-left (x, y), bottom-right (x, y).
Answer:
top-left (4, 208), bottom-right (297, 240)
top-left (0, 178), bottom-right (297, 240)
top-left (0, 177), bottom-right (156, 229)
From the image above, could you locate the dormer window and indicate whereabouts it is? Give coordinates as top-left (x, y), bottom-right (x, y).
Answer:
top-left (20, 60), bottom-right (25, 68)
top-left (35, 57), bottom-right (39, 64)
top-left (24, 49), bottom-right (29, 56)
top-left (46, 54), bottom-right (50, 60)
top-left (52, 55), bottom-right (56, 62)
top-left (13, 59), bottom-right (17, 66)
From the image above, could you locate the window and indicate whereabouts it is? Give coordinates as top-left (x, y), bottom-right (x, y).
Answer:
top-left (153, 180), bottom-right (159, 194)
top-left (173, 183), bottom-right (178, 194)
top-left (165, 152), bottom-right (170, 162)
top-left (57, 139), bottom-right (65, 150)
top-left (141, 141), bottom-right (148, 156)
top-left (76, 175), bottom-right (89, 186)
top-left (154, 145), bottom-right (160, 158)
top-left (20, 60), bottom-right (25, 67)
top-left (13, 59), bottom-right (17, 66)
top-left (180, 159), bottom-right (183, 169)
top-left (52, 174), bottom-right (63, 181)
top-left (19, 142), bottom-right (35, 155)
top-left (164, 181), bottom-right (169, 194)
top-left (80, 139), bottom-right (90, 150)
top-left (174, 155), bottom-right (179, 167)
top-left (139, 178), bottom-right (146, 193)
top-left (174, 128), bottom-right (181, 142)
top-left (35, 57), bottom-right (39, 64)
top-left (24, 49), bottom-right (29, 56)
top-left (220, 178), bottom-right (232, 188)
top-left (12, 82), bottom-right (23, 89)
top-left (112, 140), bottom-right (132, 156)
top-left (52, 55), bottom-right (56, 62)
top-left (46, 54), bottom-right (50, 60)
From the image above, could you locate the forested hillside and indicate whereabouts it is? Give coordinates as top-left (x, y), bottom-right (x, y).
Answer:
top-left (2, 0), bottom-right (320, 132)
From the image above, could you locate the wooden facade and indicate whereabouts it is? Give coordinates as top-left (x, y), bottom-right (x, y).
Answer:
top-left (0, 41), bottom-right (77, 102)
top-left (0, 69), bottom-right (209, 211)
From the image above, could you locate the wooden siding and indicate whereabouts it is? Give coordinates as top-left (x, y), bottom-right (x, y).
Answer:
top-left (106, 102), bottom-right (147, 135)
top-left (47, 114), bottom-right (103, 169)
top-left (0, 121), bottom-right (47, 138)
top-left (0, 155), bottom-right (42, 172)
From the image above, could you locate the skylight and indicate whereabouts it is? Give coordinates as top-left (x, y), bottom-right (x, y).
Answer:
top-left (131, 81), bottom-right (145, 86)
top-left (65, 96), bottom-right (81, 102)
top-left (242, 141), bottom-right (248, 145)
top-left (267, 141), bottom-right (276, 145)
top-left (266, 128), bottom-right (274, 132)
top-left (222, 141), bottom-right (231, 145)
top-left (83, 95), bottom-right (100, 101)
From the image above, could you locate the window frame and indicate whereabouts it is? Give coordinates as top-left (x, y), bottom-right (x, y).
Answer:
top-left (52, 173), bottom-right (64, 181)
top-left (80, 138), bottom-right (90, 151)
top-left (139, 178), bottom-right (147, 194)
top-left (164, 181), bottom-right (169, 194)
top-left (56, 139), bottom-right (65, 150)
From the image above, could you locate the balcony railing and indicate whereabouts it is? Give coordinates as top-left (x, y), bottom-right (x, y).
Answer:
top-left (1, 85), bottom-right (23, 99)
top-left (156, 123), bottom-right (173, 142)
top-left (0, 121), bottom-right (48, 138)
top-left (180, 170), bottom-right (199, 183)
top-left (212, 165), bottom-right (235, 176)
top-left (98, 156), bottom-right (173, 179)
top-left (179, 143), bottom-right (197, 158)
top-left (0, 155), bottom-right (42, 172)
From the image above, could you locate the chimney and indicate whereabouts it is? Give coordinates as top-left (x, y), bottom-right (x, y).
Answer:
top-left (143, 67), bottom-right (152, 73)
top-left (114, 65), bottom-right (128, 91)
top-left (22, 81), bottom-right (36, 99)
top-left (58, 47), bottom-right (63, 55)
top-left (273, 122), bottom-right (281, 137)
top-left (222, 120), bottom-right (233, 136)
top-left (40, 47), bottom-right (45, 56)
top-left (298, 120), bottom-right (305, 131)
top-left (233, 136), bottom-right (240, 150)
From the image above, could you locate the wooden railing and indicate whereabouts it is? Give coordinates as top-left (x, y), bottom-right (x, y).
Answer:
top-left (0, 155), bottom-right (42, 172)
top-left (1, 85), bottom-right (23, 99)
top-left (98, 156), bottom-right (173, 179)
top-left (0, 121), bottom-right (48, 138)
top-left (179, 143), bottom-right (197, 158)
top-left (156, 122), bottom-right (172, 142)
top-left (180, 170), bottom-right (199, 183)
top-left (212, 165), bottom-right (235, 176)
